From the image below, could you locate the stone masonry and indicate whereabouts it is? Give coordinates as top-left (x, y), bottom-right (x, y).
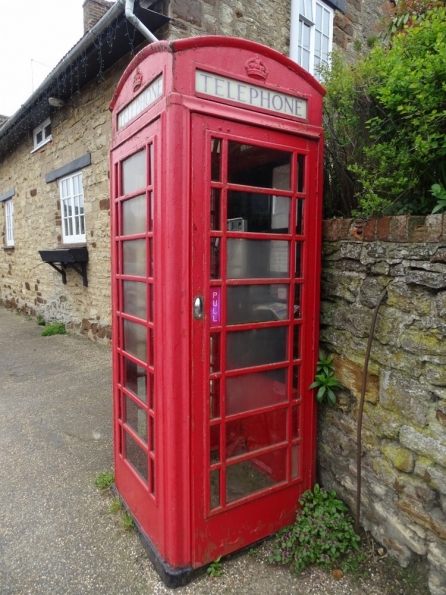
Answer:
top-left (0, 63), bottom-right (127, 343)
top-left (168, 0), bottom-right (384, 61)
top-left (320, 215), bottom-right (446, 595)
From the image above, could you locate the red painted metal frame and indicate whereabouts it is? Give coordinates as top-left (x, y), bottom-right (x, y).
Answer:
top-left (110, 36), bottom-right (325, 575)
top-left (190, 116), bottom-right (322, 564)
top-left (111, 121), bottom-right (162, 548)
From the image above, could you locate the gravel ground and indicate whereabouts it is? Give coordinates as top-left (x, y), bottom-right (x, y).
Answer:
top-left (0, 308), bottom-right (430, 595)
top-left (99, 493), bottom-right (430, 595)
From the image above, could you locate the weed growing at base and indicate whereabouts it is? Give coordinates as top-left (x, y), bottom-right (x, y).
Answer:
top-left (109, 497), bottom-right (123, 513)
top-left (309, 351), bottom-right (343, 406)
top-left (268, 484), bottom-right (363, 573)
top-left (207, 556), bottom-right (224, 578)
top-left (94, 471), bottom-right (114, 490)
top-left (122, 512), bottom-right (134, 531)
top-left (41, 322), bottom-right (66, 336)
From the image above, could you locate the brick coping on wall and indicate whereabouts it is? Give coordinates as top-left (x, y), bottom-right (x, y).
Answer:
top-left (323, 214), bottom-right (446, 243)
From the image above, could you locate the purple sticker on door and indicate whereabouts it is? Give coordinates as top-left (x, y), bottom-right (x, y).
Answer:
top-left (210, 287), bottom-right (221, 327)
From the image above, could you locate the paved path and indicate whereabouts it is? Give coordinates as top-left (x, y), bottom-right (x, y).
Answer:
top-left (0, 309), bottom-right (156, 594)
top-left (0, 308), bottom-right (400, 595)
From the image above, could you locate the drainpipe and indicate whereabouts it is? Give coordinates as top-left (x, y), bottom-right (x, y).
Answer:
top-left (119, 0), bottom-right (159, 43)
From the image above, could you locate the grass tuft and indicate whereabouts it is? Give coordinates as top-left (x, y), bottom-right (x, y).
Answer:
top-left (122, 512), bottom-right (134, 531)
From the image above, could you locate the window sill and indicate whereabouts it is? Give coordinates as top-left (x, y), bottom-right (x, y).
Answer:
top-left (59, 241), bottom-right (87, 249)
top-left (3, 245), bottom-right (15, 250)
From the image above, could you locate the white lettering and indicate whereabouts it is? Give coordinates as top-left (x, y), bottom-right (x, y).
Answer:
top-left (195, 70), bottom-right (307, 119)
top-left (118, 75), bottom-right (163, 129)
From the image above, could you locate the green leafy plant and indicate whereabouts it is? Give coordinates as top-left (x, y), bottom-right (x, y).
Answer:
top-left (268, 484), bottom-right (362, 574)
top-left (322, 7), bottom-right (446, 218)
top-left (315, 350), bottom-right (336, 376)
top-left (207, 556), bottom-right (224, 578)
top-left (41, 322), bottom-right (66, 336)
top-left (431, 182), bottom-right (446, 213)
top-left (381, 0), bottom-right (445, 38)
top-left (36, 315), bottom-right (46, 326)
top-left (309, 351), bottom-right (343, 406)
top-left (94, 471), bottom-right (115, 490)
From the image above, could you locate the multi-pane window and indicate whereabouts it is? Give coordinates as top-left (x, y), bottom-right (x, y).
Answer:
top-left (33, 118), bottom-right (52, 150)
top-left (59, 171), bottom-right (86, 244)
top-left (5, 199), bottom-right (14, 246)
top-left (290, 0), bottom-right (333, 80)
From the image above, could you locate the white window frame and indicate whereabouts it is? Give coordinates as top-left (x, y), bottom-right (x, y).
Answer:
top-left (290, 0), bottom-right (334, 81)
top-left (5, 199), bottom-right (14, 247)
top-left (32, 117), bottom-right (52, 151)
top-left (59, 171), bottom-right (86, 244)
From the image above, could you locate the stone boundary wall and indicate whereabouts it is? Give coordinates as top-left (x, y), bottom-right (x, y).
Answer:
top-left (320, 215), bottom-right (446, 595)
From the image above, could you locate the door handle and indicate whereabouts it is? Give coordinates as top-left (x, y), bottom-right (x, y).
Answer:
top-left (193, 296), bottom-right (204, 320)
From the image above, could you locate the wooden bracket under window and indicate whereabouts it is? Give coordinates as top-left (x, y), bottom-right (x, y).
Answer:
top-left (38, 247), bottom-right (88, 287)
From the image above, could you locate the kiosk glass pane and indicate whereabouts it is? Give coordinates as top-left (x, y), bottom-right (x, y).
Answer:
top-left (123, 319), bottom-right (147, 362)
top-left (124, 358), bottom-right (147, 403)
top-left (227, 239), bottom-right (289, 279)
top-left (227, 142), bottom-right (291, 190)
top-left (125, 432), bottom-right (148, 482)
top-left (210, 470), bottom-right (220, 509)
top-left (211, 139), bottom-right (222, 182)
top-left (226, 449), bottom-right (286, 503)
top-left (123, 240), bottom-right (146, 276)
top-left (227, 192), bottom-right (290, 234)
top-left (125, 396), bottom-right (148, 442)
top-left (123, 281), bottom-right (146, 320)
top-left (227, 284), bottom-right (289, 325)
top-left (226, 368), bottom-right (287, 415)
top-left (296, 199), bottom-right (304, 235)
top-left (211, 238), bottom-right (220, 279)
top-left (210, 189), bottom-right (221, 230)
top-left (122, 150), bottom-right (146, 195)
top-left (226, 327), bottom-right (287, 370)
top-left (225, 409), bottom-right (287, 457)
top-left (123, 195), bottom-right (146, 235)
top-left (297, 154), bottom-right (305, 192)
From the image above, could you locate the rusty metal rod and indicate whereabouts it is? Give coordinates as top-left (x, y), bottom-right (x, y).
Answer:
top-left (355, 288), bottom-right (387, 534)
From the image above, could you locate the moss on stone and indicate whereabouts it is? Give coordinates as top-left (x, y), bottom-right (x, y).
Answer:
top-left (363, 403), bottom-right (403, 439)
top-left (381, 441), bottom-right (415, 473)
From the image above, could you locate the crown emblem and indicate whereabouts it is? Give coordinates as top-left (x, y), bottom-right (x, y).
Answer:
top-left (132, 68), bottom-right (143, 93)
top-left (245, 55), bottom-right (268, 81)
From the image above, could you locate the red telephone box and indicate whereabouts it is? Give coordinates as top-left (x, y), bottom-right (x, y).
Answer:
top-left (109, 36), bottom-right (325, 586)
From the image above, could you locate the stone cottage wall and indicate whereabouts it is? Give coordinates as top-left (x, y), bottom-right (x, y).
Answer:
top-left (0, 0), bottom-right (385, 342)
top-left (0, 62), bottom-right (126, 343)
top-left (168, 0), bottom-right (384, 60)
top-left (319, 215), bottom-right (446, 595)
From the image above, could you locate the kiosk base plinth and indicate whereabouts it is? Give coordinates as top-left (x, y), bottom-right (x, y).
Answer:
top-left (112, 486), bottom-right (198, 588)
